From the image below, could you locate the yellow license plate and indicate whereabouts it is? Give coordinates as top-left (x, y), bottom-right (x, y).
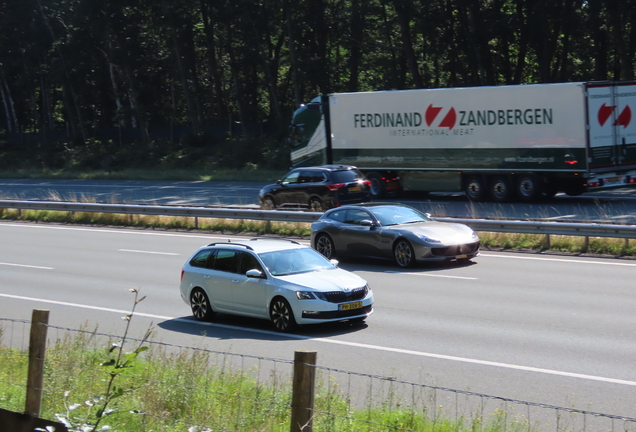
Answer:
top-left (456, 254), bottom-right (468, 259)
top-left (340, 301), bottom-right (362, 311)
top-left (349, 186), bottom-right (361, 192)
top-left (607, 176), bottom-right (620, 182)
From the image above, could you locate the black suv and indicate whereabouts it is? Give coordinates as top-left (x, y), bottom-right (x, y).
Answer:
top-left (258, 165), bottom-right (371, 211)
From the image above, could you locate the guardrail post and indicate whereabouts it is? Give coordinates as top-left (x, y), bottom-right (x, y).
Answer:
top-left (583, 236), bottom-right (589, 252)
top-left (25, 309), bottom-right (49, 417)
top-left (194, 216), bottom-right (198, 229)
top-left (545, 233), bottom-right (550, 249)
top-left (290, 350), bottom-right (317, 432)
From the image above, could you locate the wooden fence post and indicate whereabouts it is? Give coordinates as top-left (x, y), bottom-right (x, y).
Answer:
top-left (25, 309), bottom-right (49, 417)
top-left (290, 350), bottom-right (317, 432)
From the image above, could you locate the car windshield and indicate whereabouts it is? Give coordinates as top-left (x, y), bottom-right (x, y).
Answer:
top-left (259, 248), bottom-right (336, 276)
top-left (368, 206), bottom-right (431, 226)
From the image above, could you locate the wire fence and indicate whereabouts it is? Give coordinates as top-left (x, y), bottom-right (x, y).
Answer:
top-left (1, 315), bottom-right (636, 432)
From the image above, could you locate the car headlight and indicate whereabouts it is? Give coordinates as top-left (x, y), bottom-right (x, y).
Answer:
top-left (296, 291), bottom-right (320, 300)
top-left (296, 291), bottom-right (328, 301)
top-left (413, 232), bottom-right (442, 243)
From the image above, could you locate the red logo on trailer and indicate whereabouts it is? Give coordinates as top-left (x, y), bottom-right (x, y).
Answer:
top-left (597, 103), bottom-right (631, 128)
top-left (425, 104), bottom-right (456, 129)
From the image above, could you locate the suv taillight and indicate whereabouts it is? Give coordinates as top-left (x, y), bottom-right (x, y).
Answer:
top-left (326, 183), bottom-right (346, 190)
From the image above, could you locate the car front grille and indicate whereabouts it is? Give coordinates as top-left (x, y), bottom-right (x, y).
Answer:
top-left (431, 242), bottom-right (480, 257)
top-left (302, 305), bottom-right (373, 320)
top-left (322, 286), bottom-right (368, 303)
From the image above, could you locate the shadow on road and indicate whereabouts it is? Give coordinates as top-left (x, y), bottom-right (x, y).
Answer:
top-left (335, 256), bottom-right (477, 274)
top-left (157, 313), bottom-right (369, 341)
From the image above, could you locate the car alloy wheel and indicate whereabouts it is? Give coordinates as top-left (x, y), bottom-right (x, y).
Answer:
top-left (261, 197), bottom-right (275, 210)
top-left (309, 197), bottom-right (323, 212)
top-left (190, 288), bottom-right (214, 321)
top-left (394, 239), bottom-right (414, 267)
top-left (315, 233), bottom-right (335, 259)
top-left (270, 297), bottom-right (297, 332)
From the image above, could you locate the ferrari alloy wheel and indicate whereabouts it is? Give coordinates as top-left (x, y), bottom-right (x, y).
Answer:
top-left (394, 239), bottom-right (415, 268)
top-left (315, 233), bottom-right (335, 259)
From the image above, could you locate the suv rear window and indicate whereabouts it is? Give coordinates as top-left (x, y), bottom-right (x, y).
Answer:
top-left (299, 170), bottom-right (327, 183)
top-left (331, 169), bottom-right (364, 182)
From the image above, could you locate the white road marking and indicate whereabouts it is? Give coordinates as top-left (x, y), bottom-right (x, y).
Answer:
top-left (385, 271), bottom-right (477, 280)
top-left (2, 292), bottom-right (636, 387)
top-left (119, 249), bottom-right (180, 256)
top-left (479, 253), bottom-right (636, 267)
top-left (0, 262), bottom-right (53, 270)
top-left (0, 222), bottom-right (234, 240)
top-left (2, 222), bottom-right (634, 268)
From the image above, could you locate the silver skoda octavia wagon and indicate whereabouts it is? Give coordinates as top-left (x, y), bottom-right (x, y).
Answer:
top-left (179, 239), bottom-right (373, 332)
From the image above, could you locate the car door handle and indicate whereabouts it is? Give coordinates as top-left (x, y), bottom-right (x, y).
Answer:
top-left (204, 275), bottom-right (211, 279)
top-left (232, 279), bottom-right (240, 283)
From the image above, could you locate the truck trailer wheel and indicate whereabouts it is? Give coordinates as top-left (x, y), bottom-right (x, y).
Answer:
top-left (516, 175), bottom-right (539, 202)
top-left (465, 176), bottom-right (486, 201)
top-left (366, 172), bottom-right (385, 198)
top-left (564, 184), bottom-right (585, 196)
top-left (490, 176), bottom-right (512, 202)
top-left (541, 183), bottom-right (558, 200)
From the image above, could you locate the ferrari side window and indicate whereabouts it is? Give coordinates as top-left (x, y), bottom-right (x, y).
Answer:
top-left (346, 210), bottom-right (370, 225)
top-left (327, 210), bottom-right (347, 222)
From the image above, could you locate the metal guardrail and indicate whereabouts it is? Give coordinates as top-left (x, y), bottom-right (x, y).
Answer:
top-left (0, 200), bottom-right (320, 223)
top-left (0, 200), bottom-right (635, 240)
top-left (434, 217), bottom-right (636, 240)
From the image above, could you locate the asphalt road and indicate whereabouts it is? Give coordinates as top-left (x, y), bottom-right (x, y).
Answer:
top-left (2, 178), bottom-right (636, 222)
top-left (1, 221), bottom-right (635, 425)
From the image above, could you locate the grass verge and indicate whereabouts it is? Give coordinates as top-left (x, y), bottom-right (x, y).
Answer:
top-left (0, 327), bottom-right (541, 432)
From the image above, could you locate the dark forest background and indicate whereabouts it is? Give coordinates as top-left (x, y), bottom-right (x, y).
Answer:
top-left (0, 0), bottom-right (635, 173)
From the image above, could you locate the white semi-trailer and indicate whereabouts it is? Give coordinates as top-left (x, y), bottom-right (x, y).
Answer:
top-left (289, 82), bottom-right (636, 202)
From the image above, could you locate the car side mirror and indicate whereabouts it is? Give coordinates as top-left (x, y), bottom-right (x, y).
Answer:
top-left (425, 213), bottom-right (432, 219)
top-left (329, 259), bottom-right (339, 267)
top-left (360, 219), bottom-right (375, 227)
top-left (246, 269), bottom-right (265, 278)
top-left (276, 179), bottom-right (282, 185)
